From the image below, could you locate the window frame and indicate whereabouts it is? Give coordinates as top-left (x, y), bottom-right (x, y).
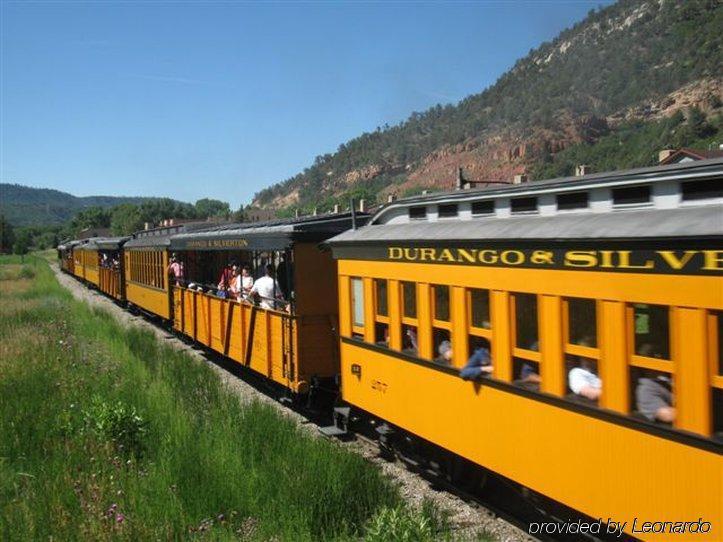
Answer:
top-left (401, 281), bottom-right (418, 324)
top-left (431, 284), bottom-right (452, 329)
top-left (350, 277), bottom-right (365, 336)
top-left (510, 292), bottom-right (541, 362)
top-left (709, 310), bottom-right (723, 390)
top-left (626, 303), bottom-right (673, 374)
top-left (468, 288), bottom-right (492, 341)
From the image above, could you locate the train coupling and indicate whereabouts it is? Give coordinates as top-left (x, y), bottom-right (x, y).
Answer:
top-left (319, 406), bottom-right (351, 438)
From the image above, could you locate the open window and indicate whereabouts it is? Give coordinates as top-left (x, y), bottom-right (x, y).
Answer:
top-left (431, 285), bottom-right (452, 365)
top-left (628, 303), bottom-right (674, 424)
top-left (564, 297), bottom-right (600, 405)
top-left (400, 281), bottom-right (418, 355)
top-left (374, 279), bottom-right (390, 346)
top-left (511, 293), bottom-right (541, 389)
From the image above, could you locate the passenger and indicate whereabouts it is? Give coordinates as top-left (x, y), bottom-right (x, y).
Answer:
top-left (636, 374), bottom-right (675, 423)
top-left (403, 327), bottom-right (418, 354)
top-left (227, 268), bottom-right (240, 299)
top-left (520, 363), bottom-right (541, 384)
top-left (217, 277), bottom-right (230, 299)
top-left (236, 265), bottom-right (254, 301)
top-left (166, 253), bottom-right (185, 287)
top-left (568, 360), bottom-right (601, 401)
top-left (218, 261), bottom-right (237, 290)
top-left (435, 340), bottom-right (453, 365)
top-left (460, 346), bottom-right (493, 380)
top-left (249, 264), bottom-right (284, 310)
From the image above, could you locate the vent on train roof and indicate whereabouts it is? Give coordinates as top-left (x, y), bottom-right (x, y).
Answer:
top-left (556, 192), bottom-right (589, 211)
top-left (438, 204), bottom-right (458, 218)
top-left (471, 200), bottom-right (495, 215)
top-left (511, 197), bottom-right (537, 213)
top-left (681, 178), bottom-right (722, 201)
top-left (409, 206), bottom-right (427, 220)
top-left (612, 185), bottom-right (651, 206)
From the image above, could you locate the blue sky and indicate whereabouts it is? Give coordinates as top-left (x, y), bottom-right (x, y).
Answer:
top-left (1, 1), bottom-right (610, 209)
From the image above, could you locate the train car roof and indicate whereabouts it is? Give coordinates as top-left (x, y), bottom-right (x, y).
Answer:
top-left (124, 222), bottom-right (215, 249)
top-left (168, 212), bottom-right (368, 251)
top-left (363, 158), bottom-right (721, 226)
top-left (81, 236), bottom-right (131, 250)
top-left (57, 239), bottom-right (85, 250)
top-left (327, 205), bottom-right (722, 245)
top-left (327, 158), bottom-right (723, 245)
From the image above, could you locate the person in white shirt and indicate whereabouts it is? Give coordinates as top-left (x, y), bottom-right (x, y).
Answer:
top-left (249, 264), bottom-right (284, 310)
top-left (235, 265), bottom-right (254, 301)
top-left (568, 363), bottom-right (602, 401)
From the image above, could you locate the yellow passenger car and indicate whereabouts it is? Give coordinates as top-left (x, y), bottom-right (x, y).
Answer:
top-left (86, 237), bottom-right (129, 301)
top-left (328, 159), bottom-right (723, 541)
top-left (168, 213), bottom-right (362, 394)
top-left (75, 240), bottom-right (100, 286)
top-left (123, 223), bottom-right (211, 319)
top-left (57, 240), bottom-right (80, 274)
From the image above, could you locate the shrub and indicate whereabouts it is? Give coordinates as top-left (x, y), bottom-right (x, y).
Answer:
top-left (82, 396), bottom-right (149, 457)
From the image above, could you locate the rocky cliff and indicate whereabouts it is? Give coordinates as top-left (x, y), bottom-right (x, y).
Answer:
top-left (253, 0), bottom-right (723, 211)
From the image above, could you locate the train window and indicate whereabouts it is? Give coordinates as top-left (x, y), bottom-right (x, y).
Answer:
top-left (432, 285), bottom-right (450, 322)
top-left (557, 192), bottom-right (589, 210)
top-left (514, 293), bottom-right (539, 352)
top-left (409, 206), bottom-right (427, 220)
top-left (632, 304), bottom-right (669, 360)
top-left (713, 389), bottom-right (723, 442)
top-left (681, 178), bottom-right (722, 201)
top-left (350, 277), bottom-right (365, 330)
top-left (511, 197), bottom-right (537, 213)
top-left (402, 281), bottom-right (417, 318)
top-left (468, 336), bottom-right (492, 366)
top-left (613, 185), bottom-right (650, 206)
top-left (513, 358), bottom-right (541, 390)
top-left (402, 324), bottom-right (418, 355)
top-left (375, 279), bottom-right (388, 317)
top-left (373, 279), bottom-right (390, 347)
top-left (431, 285), bottom-right (452, 364)
top-left (469, 289), bottom-right (491, 330)
top-left (566, 355), bottom-right (600, 404)
top-left (566, 298), bottom-right (597, 347)
top-left (433, 328), bottom-right (452, 365)
top-left (375, 323), bottom-right (389, 347)
top-left (631, 368), bottom-right (675, 425)
top-left (438, 204), bottom-right (458, 218)
top-left (471, 200), bottom-right (495, 215)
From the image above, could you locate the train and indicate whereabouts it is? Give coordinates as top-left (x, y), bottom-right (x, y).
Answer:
top-left (58, 158), bottom-right (723, 541)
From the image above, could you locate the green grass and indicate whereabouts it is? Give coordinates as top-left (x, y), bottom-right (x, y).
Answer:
top-left (0, 255), bottom-right (485, 541)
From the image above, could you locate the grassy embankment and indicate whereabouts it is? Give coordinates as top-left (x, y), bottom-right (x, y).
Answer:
top-left (0, 255), bottom-right (487, 541)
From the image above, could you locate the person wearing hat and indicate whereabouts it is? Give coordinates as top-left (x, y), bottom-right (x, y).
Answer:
top-left (166, 253), bottom-right (185, 287)
top-left (436, 340), bottom-right (454, 365)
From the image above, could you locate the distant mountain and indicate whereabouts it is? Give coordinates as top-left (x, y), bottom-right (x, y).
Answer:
top-left (253, 0), bottom-right (723, 211)
top-left (0, 184), bottom-right (170, 227)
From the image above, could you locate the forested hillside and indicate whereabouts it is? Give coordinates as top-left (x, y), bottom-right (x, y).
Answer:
top-left (0, 184), bottom-right (154, 227)
top-left (253, 0), bottom-right (723, 211)
top-left (0, 184), bottom-right (235, 251)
